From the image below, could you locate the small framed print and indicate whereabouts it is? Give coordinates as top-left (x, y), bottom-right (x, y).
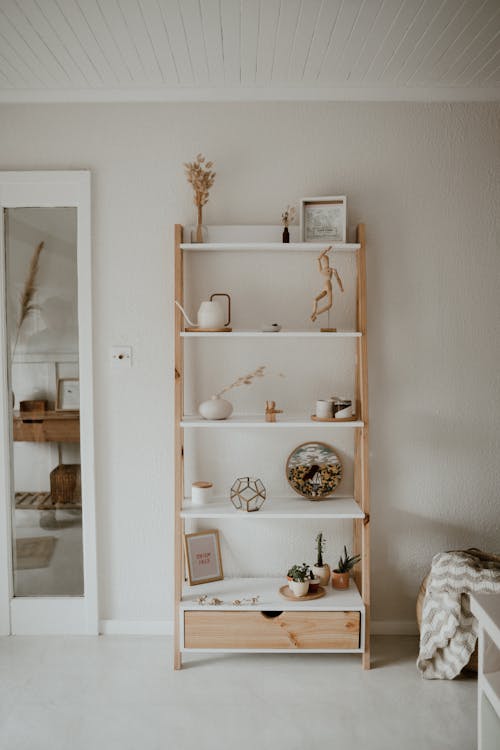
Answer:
top-left (56, 378), bottom-right (80, 411)
top-left (184, 529), bottom-right (223, 586)
top-left (300, 196), bottom-right (347, 243)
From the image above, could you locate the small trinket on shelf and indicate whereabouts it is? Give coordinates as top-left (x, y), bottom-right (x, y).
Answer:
top-left (208, 597), bottom-right (223, 606)
top-left (281, 205), bottom-right (296, 243)
top-left (265, 400), bottom-right (283, 423)
top-left (197, 594), bottom-right (208, 605)
top-left (232, 599), bottom-right (242, 606)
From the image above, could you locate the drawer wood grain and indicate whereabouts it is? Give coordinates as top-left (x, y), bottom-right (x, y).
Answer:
top-left (184, 610), bottom-right (360, 649)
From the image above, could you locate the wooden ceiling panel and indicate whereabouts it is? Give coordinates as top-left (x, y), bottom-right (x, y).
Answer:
top-left (0, 0), bottom-right (497, 99)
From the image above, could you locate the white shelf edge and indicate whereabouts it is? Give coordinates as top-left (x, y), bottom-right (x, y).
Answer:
top-left (181, 330), bottom-right (362, 338)
top-left (180, 242), bottom-right (360, 252)
top-left (181, 416), bottom-right (364, 428)
top-left (181, 496), bottom-right (364, 519)
top-left (181, 577), bottom-right (364, 612)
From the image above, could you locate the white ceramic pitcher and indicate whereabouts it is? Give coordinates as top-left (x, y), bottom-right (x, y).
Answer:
top-left (175, 293), bottom-right (231, 330)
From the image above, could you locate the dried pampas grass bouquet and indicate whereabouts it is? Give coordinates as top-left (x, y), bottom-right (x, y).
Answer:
top-left (184, 153), bottom-right (216, 243)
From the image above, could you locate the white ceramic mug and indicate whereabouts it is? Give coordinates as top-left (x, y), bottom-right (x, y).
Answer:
top-left (316, 400), bottom-right (332, 419)
top-left (191, 481), bottom-right (213, 505)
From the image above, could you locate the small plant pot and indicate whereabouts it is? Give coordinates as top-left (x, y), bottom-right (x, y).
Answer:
top-left (288, 579), bottom-right (310, 597)
top-left (332, 571), bottom-right (350, 589)
top-left (308, 576), bottom-right (321, 593)
top-left (312, 564), bottom-right (331, 587)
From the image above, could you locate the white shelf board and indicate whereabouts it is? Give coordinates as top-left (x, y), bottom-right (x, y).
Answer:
top-left (482, 671), bottom-right (500, 719)
top-left (181, 415), bottom-right (364, 428)
top-left (180, 242), bottom-right (360, 252)
top-left (181, 577), bottom-right (364, 612)
top-left (181, 330), bottom-right (361, 338)
top-left (181, 496), bottom-right (364, 519)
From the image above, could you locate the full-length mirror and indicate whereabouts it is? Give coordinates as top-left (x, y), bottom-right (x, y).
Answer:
top-left (6, 207), bottom-right (83, 596)
top-left (0, 171), bottom-right (96, 635)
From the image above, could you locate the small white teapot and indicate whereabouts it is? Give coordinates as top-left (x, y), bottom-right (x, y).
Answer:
top-left (175, 293), bottom-right (231, 330)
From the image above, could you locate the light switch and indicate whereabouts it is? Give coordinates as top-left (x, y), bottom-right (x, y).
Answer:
top-left (111, 346), bottom-right (132, 368)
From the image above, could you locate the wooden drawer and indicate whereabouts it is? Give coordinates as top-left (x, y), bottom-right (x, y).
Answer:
top-left (184, 610), bottom-right (360, 650)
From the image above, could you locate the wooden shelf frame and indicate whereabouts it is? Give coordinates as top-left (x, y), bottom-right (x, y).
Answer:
top-left (174, 224), bottom-right (371, 670)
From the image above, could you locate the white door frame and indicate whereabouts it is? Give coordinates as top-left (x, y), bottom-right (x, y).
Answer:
top-left (0, 171), bottom-right (98, 634)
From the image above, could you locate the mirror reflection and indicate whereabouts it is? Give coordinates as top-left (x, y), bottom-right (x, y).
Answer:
top-left (6, 207), bottom-right (83, 596)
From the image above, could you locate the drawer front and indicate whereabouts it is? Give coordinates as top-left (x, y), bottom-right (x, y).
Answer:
top-left (13, 418), bottom-right (80, 443)
top-left (184, 610), bottom-right (360, 650)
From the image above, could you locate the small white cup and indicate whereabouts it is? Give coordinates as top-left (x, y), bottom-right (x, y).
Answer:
top-left (191, 481), bottom-right (213, 505)
top-left (316, 400), bottom-right (333, 419)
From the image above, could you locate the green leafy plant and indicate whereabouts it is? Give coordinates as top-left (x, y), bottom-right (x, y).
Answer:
top-left (315, 532), bottom-right (326, 567)
top-left (287, 563), bottom-right (310, 582)
top-left (335, 546), bottom-right (361, 574)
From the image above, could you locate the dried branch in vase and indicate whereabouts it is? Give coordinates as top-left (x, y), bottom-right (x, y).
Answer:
top-left (281, 205), bottom-right (296, 228)
top-left (215, 365), bottom-right (284, 398)
top-left (12, 240), bottom-right (44, 355)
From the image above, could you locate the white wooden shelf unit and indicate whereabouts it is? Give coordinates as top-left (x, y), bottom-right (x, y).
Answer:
top-left (174, 224), bottom-right (370, 670)
top-left (471, 594), bottom-right (500, 750)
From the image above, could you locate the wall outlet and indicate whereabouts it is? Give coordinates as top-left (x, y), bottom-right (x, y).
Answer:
top-left (111, 346), bottom-right (132, 368)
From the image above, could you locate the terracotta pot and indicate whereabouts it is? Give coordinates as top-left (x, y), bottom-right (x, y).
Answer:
top-left (332, 571), bottom-right (350, 589)
top-left (308, 577), bottom-right (321, 593)
top-left (312, 564), bottom-right (331, 587)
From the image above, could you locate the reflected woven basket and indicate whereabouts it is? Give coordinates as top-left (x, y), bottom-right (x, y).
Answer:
top-left (416, 549), bottom-right (500, 674)
top-left (50, 464), bottom-right (81, 503)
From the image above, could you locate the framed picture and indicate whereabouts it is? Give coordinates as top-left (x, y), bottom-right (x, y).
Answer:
top-left (300, 196), bottom-right (347, 243)
top-left (184, 529), bottom-right (223, 586)
top-left (56, 378), bottom-right (80, 411)
top-left (286, 441), bottom-right (343, 499)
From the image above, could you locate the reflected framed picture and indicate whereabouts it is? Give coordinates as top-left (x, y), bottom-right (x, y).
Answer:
top-left (184, 529), bottom-right (223, 586)
top-left (56, 378), bottom-right (80, 411)
top-left (300, 196), bottom-right (347, 243)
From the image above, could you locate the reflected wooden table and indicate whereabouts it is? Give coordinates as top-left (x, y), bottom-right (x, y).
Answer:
top-left (13, 410), bottom-right (80, 443)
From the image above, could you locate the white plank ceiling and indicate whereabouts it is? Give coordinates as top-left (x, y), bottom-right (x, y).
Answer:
top-left (0, 0), bottom-right (499, 101)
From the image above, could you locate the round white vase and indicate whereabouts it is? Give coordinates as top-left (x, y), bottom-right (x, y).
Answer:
top-left (198, 395), bottom-right (233, 420)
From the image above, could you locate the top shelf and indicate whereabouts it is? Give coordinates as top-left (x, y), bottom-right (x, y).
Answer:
top-left (181, 242), bottom-right (360, 252)
top-left (179, 225), bottom-right (361, 252)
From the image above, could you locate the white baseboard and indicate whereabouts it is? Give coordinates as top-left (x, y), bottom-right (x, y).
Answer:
top-left (99, 620), bottom-right (174, 636)
top-left (371, 620), bottom-right (419, 636)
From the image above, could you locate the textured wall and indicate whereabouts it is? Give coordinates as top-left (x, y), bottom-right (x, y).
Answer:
top-left (0, 102), bottom-right (498, 630)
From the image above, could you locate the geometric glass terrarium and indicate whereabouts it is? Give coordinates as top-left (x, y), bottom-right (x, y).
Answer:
top-left (230, 477), bottom-right (266, 512)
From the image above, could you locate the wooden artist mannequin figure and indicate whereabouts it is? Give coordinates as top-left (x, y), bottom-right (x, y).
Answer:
top-left (311, 246), bottom-right (344, 324)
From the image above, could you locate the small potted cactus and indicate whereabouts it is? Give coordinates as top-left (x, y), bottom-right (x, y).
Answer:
top-left (287, 563), bottom-right (310, 597)
top-left (308, 569), bottom-right (321, 593)
top-left (332, 546), bottom-right (361, 589)
top-left (312, 532), bottom-right (331, 586)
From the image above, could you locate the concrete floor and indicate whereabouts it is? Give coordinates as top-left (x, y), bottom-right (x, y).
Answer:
top-left (0, 635), bottom-right (476, 750)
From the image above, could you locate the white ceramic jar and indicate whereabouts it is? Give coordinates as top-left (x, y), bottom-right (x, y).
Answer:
top-left (191, 481), bottom-right (213, 505)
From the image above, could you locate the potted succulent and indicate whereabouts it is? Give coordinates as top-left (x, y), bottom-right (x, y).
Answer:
top-left (332, 546), bottom-right (361, 589)
top-left (287, 563), bottom-right (310, 597)
top-left (312, 532), bottom-right (331, 586)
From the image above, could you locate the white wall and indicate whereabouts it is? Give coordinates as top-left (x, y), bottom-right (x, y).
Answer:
top-left (0, 102), bottom-right (498, 632)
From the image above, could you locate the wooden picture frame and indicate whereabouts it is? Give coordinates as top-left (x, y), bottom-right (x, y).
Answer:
top-left (56, 378), bottom-right (80, 411)
top-left (183, 529), bottom-right (223, 586)
top-left (300, 196), bottom-right (347, 243)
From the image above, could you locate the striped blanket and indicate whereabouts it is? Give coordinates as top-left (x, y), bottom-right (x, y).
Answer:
top-left (417, 549), bottom-right (500, 679)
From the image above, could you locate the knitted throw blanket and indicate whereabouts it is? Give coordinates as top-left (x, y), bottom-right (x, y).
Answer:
top-left (417, 550), bottom-right (500, 679)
